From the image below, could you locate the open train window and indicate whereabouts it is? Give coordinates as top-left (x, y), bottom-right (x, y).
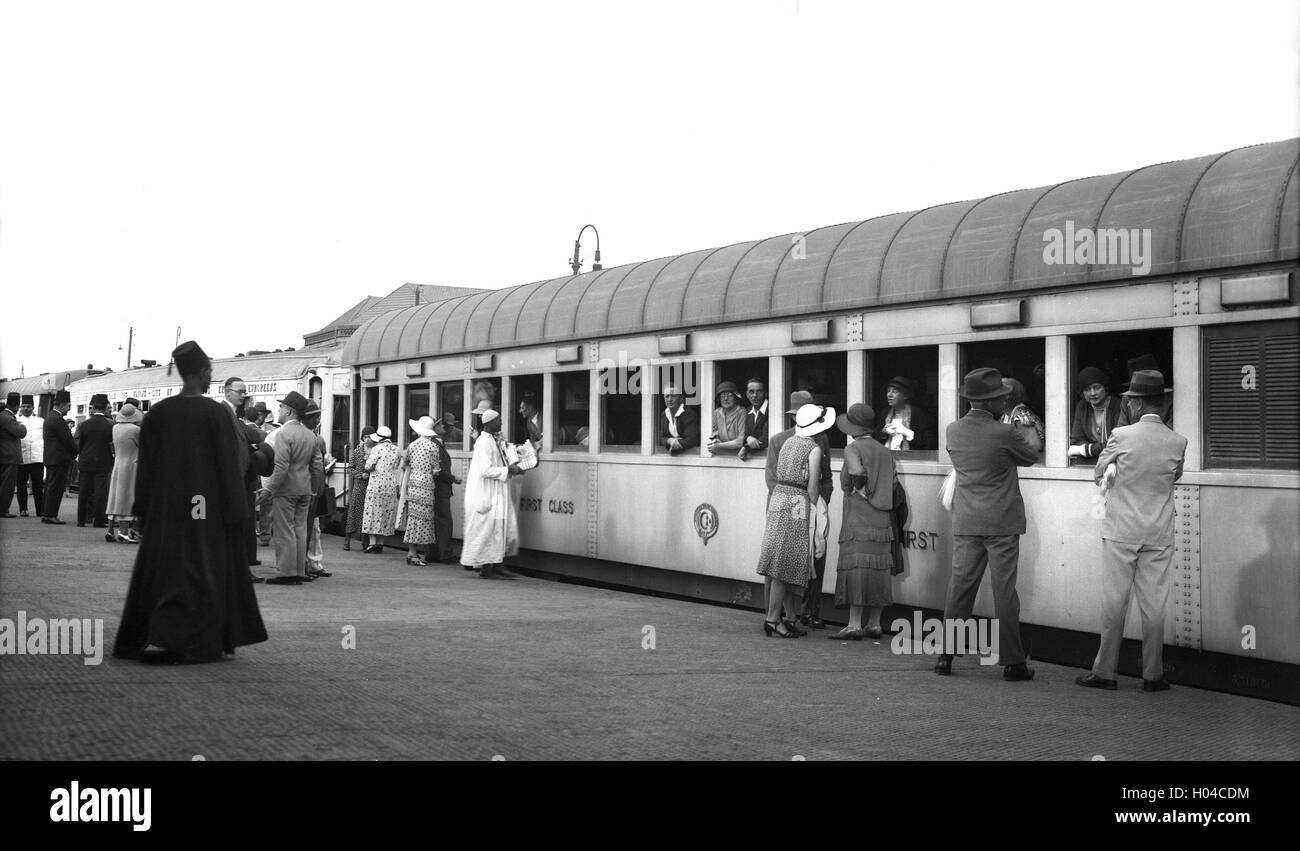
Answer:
top-left (554, 370), bottom-right (590, 451)
top-left (1068, 330), bottom-right (1173, 464)
top-left (436, 381), bottom-right (465, 447)
top-left (786, 352), bottom-right (847, 450)
top-left (330, 395), bottom-right (350, 462)
top-left (711, 357), bottom-right (769, 458)
top-left (470, 378), bottom-right (502, 437)
top-left (383, 386), bottom-right (399, 437)
top-left (362, 386), bottom-right (379, 432)
top-left (960, 338), bottom-right (1047, 464)
top-left (1203, 319), bottom-right (1298, 470)
top-left (601, 365), bottom-right (642, 451)
top-left (509, 374), bottom-right (543, 445)
top-left (406, 384), bottom-right (430, 421)
top-left (867, 345), bottom-right (939, 458)
top-left (652, 359), bottom-right (702, 456)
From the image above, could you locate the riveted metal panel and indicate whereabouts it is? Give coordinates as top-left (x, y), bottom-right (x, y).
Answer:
top-left (1172, 278), bottom-right (1199, 316)
top-left (1173, 484), bottom-right (1202, 650)
top-left (845, 313), bottom-right (864, 343)
top-left (587, 461), bottom-right (598, 558)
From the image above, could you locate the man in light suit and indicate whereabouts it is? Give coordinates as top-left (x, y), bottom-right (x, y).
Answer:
top-left (258, 391), bottom-right (323, 586)
top-left (1077, 370), bottom-right (1186, 693)
top-left (936, 368), bottom-right (1039, 680)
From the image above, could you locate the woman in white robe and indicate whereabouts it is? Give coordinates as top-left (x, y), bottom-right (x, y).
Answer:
top-left (459, 410), bottom-right (522, 579)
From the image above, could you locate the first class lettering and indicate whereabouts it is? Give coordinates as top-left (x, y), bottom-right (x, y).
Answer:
top-left (900, 530), bottom-right (939, 550)
top-left (519, 498), bottom-right (575, 515)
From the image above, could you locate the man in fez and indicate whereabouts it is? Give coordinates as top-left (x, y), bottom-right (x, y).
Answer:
top-left (113, 341), bottom-right (267, 664)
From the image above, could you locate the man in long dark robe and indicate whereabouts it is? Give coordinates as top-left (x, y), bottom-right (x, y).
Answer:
top-left (113, 341), bottom-right (268, 664)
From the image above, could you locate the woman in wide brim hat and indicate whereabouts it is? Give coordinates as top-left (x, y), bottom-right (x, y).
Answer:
top-left (707, 381), bottom-right (747, 456)
top-left (829, 403), bottom-right (897, 640)
top-left (361, 425), bottom-right (402, 553)
top-left (877, 375), bottom-right (933, 451)
top-left (401, 417), bottom-right (440, 565)
top-left (756, 403), bottom-right (831, 638)
top-left (105, 404), bottom-right (143, 543)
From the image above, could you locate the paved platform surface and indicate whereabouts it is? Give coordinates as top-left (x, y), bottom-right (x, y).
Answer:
top-left (2, 498), bottom-right (1297, 760)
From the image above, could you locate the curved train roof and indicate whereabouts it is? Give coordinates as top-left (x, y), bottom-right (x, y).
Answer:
top-left (66, 349), bottom-right (339, 395)
top-left (343, 138), bottom-right (1300, 367)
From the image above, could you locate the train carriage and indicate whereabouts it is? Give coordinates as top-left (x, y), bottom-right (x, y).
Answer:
top-left (342, 139), bottom-right (1299, 702)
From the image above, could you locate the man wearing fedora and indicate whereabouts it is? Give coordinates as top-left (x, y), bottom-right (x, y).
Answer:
top-left (16, 395), bottom-right (45, 517)
top-left (258, 391), bottom-right (323, 585)
top-left (936, 367), bottom-right (1039, 680)
top-left (1077, 369), bottom-right (1186, 693)
top-left (75, 393), bottom-right (115, 527)
top-left (41, 390), bottom-right (77, 523)
top-left (766, 390), bottom-right (834, 630)
top-left (0, 391), bottom-right (27, 518)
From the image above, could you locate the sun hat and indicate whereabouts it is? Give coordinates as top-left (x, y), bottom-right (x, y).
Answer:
top-left (836, 403), bottom-right (875, 437)
top-left (410, 415), bottom-right (438, 437)
top-left (372, 425), bottom-right (393, 442)
top-left (795, 404), bottom-right (835, 438)
top-left (115, 403), bottom-right (143, 424)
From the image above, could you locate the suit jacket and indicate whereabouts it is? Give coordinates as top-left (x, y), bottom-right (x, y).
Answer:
top-left (743, 403), bottom-right (769, 452)
top-left (1095, 416), bottom-right (1187, 547)
top-left (0, 408), bottom-right (26, 465)
top-left (265, 420), bottom-right (324, 498)
top-left (662, 405), bottom-right (700, 455)
top-left (767, 427), bottom-right (833, 503)
top-left (74, 413), bottom-right (116, 473)
top-left (240, 421), bottom-right (273, 485)
top-left (43, 412), bottom-right (77, 466)
top-left (432, 436), bottom-right (455, 493)
top-left (945, 409), bottom-right (1038, 536)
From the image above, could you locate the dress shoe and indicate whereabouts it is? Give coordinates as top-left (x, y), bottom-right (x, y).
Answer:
top-left (496, 564), bottom-right (519, 578)
top-left (249, 559), bottom-right (262, 566)
top-left (1076, 673), bottom-right (1117, 690)
top-left (479, 564), bottom-right (503, 579)
top-left (827, 627), bottom-right (865, 641)
top-left (463, 564), bottom-right (478, 571)
top-left (863, 625), bottom-right (883, 639)
top-left (1143, 679), bottom-right (1170, 692)
top-left (307, 568), bottom-right (332, 578)
top-left (782, 619), bottom-right (807, 637)
top-left (19, 511), bottom-right (29, 517)
top-left (249, 575), bottom-right (265, 584)
top-left (1003, 663), bottom-right (1035, 681)
top-left (934, 654), bottom-right (953, 675)
top-left (42, 517), bottom-right (66, 525)
top-left (265, 576), bottom-right (303, 585)
top-left (0, 514), bottom-right (16, 519)
top-left (804, 617), bottom-right (826, 630)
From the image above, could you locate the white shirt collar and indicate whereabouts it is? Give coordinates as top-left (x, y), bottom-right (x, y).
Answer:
top-left (749, 401), bottom-right (768, 416)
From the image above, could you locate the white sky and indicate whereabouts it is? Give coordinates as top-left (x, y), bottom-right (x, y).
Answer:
top-left (1, 0), bottom-right (1297, 376)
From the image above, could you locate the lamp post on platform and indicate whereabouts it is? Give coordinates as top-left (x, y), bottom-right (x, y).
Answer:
top-left (569, 224), bottom-right (602, 276)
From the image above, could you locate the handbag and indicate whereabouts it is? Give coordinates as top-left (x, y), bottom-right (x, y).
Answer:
top-left (889, 479), bottom-right (910, 576)
top-left (315, 486), bottom-right (337, 518)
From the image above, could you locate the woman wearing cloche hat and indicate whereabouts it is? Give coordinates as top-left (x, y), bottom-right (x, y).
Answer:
top-left (706, 381), bottom-right (747, 457)
top-left (103, 403), bottom-right (143, 543)
top-left (755, 403), bottom-right (834, 638)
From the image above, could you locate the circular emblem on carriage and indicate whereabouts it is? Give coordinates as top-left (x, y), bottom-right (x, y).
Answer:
top-left (694, 503), bottom-right (718, 546)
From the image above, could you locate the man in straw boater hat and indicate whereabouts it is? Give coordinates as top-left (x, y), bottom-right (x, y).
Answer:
top-left (113, 341), bottom-right (267, 664)
top-left (1076, 369), bottom-right (1185, 693)
top-left (459, 408), bottom-right (524, 579)
top-left (41, 390), bottom-right (77, 523)
top-left (935, 367), bottom-right (1039, 681)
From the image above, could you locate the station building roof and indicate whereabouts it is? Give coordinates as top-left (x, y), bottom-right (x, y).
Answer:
top-left (67, 348), bottom-right (341, 395)
top-left (343, 138), bottom-right (1300, 367)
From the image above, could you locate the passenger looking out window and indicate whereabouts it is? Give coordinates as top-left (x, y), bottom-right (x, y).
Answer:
top-left (999, 378), bottom-right (1045, 456)
top-left (1068, 367), bottom-right (1121, 462)
top-left (706, 382), bottom-right (746, 457)
top-left (1117, 353), bottom-right (1173, 427)
top-left (662, 385), bottom-right (699, 456)
top-left (740, 378), bottom-right (768, 461)
top-left (519, 393), bottom-right (542, 450)
top-left (875, 376), bottom-right (934, 451)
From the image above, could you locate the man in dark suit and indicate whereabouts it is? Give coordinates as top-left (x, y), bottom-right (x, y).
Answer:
top-left (432, 417), bottom-right (461, 563)
top-left (765, 390), bottom-right (834, 631)
top-left (239, 404), bottom-right (274, 578)
top-left (0, 391), bottom-right (27, 518)
top-left (739, 378), bottom-right (768, 462)
top-left (936, 368), bottom-right (1039, 681)
top-left (1077, 370), bottom-right (1186, 693)
top-left (661, 385), bottom-right (700, 456)
top-left (75, 393), bottom-right (116, 527)
top-left (42, 391), bottom-right (77, 523)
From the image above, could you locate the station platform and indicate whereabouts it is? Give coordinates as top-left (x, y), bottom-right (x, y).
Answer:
top-left (2, 500), bottom-right (1297, 761)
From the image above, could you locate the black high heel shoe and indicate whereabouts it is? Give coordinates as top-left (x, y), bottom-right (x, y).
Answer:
top-left (783, 619), bottom-right (808, 637)
top-left (763, 620), bottom-right (797, 638)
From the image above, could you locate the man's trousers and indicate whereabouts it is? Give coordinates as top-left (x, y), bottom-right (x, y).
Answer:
top-left (942, 534), bottom-right (1026, 666)
top-left (1090, 539), bottom-right (1172, 681)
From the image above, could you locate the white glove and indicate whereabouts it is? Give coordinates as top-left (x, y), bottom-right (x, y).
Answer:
top-left (899, 426), bottom-right (915, 442)
top-left (1068, 444), bottom-right (1086, 458)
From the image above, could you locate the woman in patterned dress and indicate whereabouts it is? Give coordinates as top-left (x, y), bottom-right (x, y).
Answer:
top-left (361, 426), bottom-right (402, 553)
top-left (402, 417), bottom-right (441, 566)
top-left (342, 425), bottom-right (375, 551)
top-left (756, 403), bottom-right (831, 638)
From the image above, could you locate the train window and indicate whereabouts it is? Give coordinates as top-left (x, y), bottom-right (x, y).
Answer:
top-left (1203, 319), bottom-right (1298, 470)
top-left (600, 365), bottom-right (642, 450)
top-left (960, 338), bottom-right (1047, 463)
top-left (554, 370), bottom-right (591, 450)
top-left (383, 387), bottom-right (399, 436)
top-left (786, 352), bottom-right (847, 450)
top-left (509, 374), bottom-right (543, 445)
top-left (363, 387), bottom-right (379, 431)
top-left (653, 360), bottom-right (701, 456)
top-left (470, 378), bottom-right (501, 434)
top-left (867, 346), bottom-right (939, 458)
top-left (330, 395), bottom-right (350, 462)
top-left (1069, 330), bottom-right (1172, 465)
top-left (710, 357), bottom-right (769, 458)
top-left (406, 385), bottom-right (430, 441)
top-left (436, 381), bottom-right (465, 446)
